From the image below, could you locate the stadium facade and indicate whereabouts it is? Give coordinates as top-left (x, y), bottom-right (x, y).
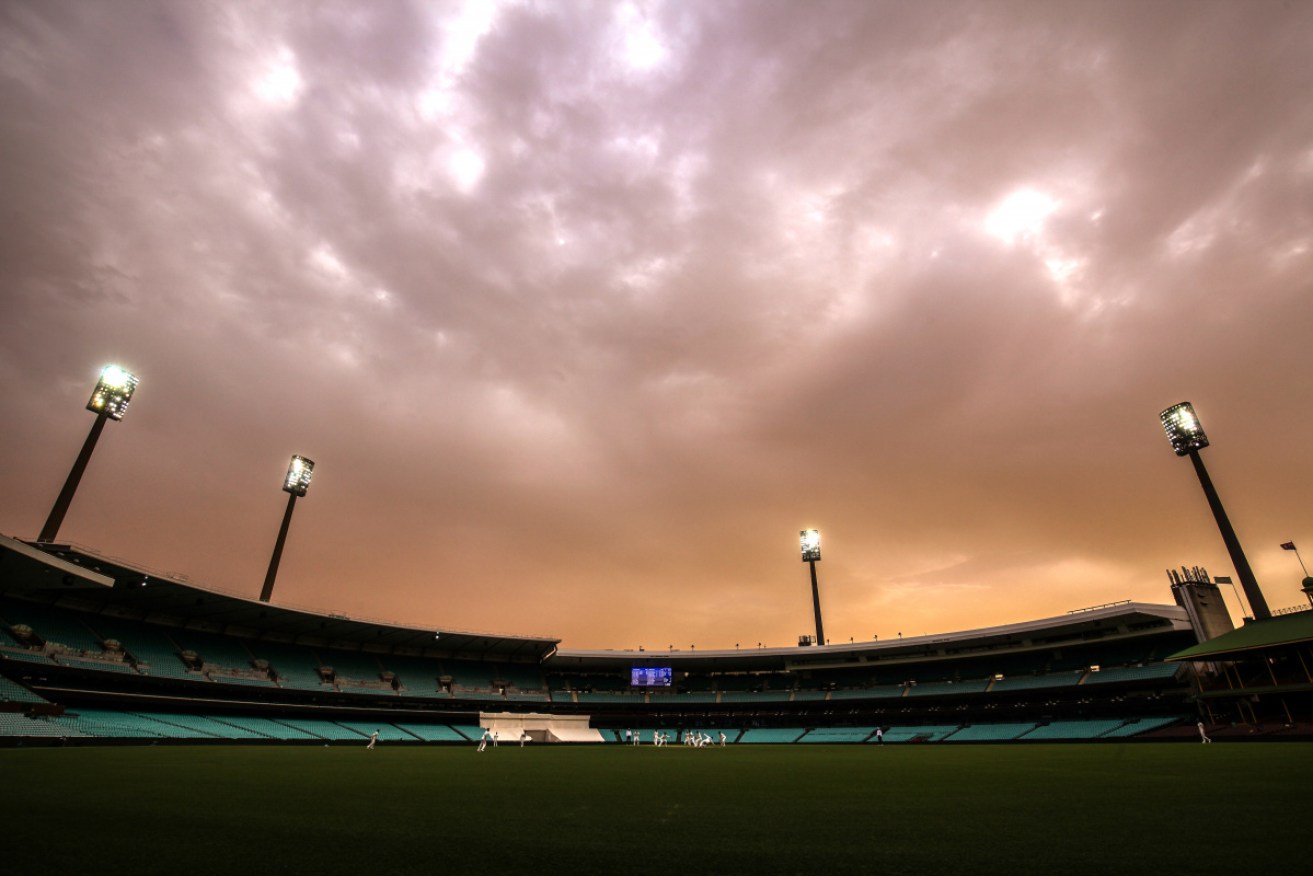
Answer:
top-left (2, 533), bottom-right (1308, 745)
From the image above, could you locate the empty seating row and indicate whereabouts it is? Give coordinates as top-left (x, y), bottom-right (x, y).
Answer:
top-left (829, 685), bottom-right (906, 700)
top-left (0, 675), bottom-right (47, 703)
top-left (799, 726), bottom-right (876, 743)
top-left (0, 600), bottom-right (104, 652)
top-left (0, 712), bottom-right (88, 737)
top-left (335, 720), bottom-right (416, 742)
top-left (214, 716), bottom-right (322, 740)
top-left (990, 672), bottom-right (1085, 691)
top-left (1102, 716), bottom-right (1180, 737)
top-left (905, 679), bottom-right (990, 697)
top-left (719, 690), bottom-right (792, 702)
top-left (649, 691), bottom-right (718, 703)
top-left (3, 598), bottom-right (507, 695)
top-left (1023, 719), bottom-right (1128, 739)
top-left (945, 723), bottom-right (1037, 741)
top-left (879, 725), bottom-right (959, 742)
top-left (394, 723), bottom-right (470, 742)
top-left (1, 707), bottom-right (1182, 742)
top-left (738, 728), bottom-right (806, 744)
top-left (1084, 664), bottom-right (1180, 684)
top-left (10, 709), bottom-right (487, 742)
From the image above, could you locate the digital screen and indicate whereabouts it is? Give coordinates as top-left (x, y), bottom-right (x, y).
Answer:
top-left (630, 667), bottom-right (672, 687)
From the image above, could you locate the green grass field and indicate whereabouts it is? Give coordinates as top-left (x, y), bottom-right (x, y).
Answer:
top-left (2, 743), bottom-right (1309, 876)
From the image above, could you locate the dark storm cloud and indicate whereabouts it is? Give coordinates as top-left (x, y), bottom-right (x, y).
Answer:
top-left (1, 0), bottom-right (1310, 647)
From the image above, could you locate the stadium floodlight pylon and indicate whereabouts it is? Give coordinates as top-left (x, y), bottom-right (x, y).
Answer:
top-left (800, 529), bottom-right (825, 645)
top-left (38, 365), bottom-right (140, 543)
top-left (1159, 402), bottom-right (1269, 620)
top-left (259, 455), bottom-right (314, 603)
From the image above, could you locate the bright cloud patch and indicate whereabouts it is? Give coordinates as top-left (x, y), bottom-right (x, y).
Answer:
top-left (985, 188), bottom-right (1059, 246)
top-left (614, 3), bottom-right (670, 73)
top-left (449, 147), bottom-right (487, 193)
top-left (251, 47), bottom-right (304, 106)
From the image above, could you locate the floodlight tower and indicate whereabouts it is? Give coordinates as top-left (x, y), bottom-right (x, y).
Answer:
top-left (38, 365), bottom-right (140, 543)
top-left (259, 455), bottom-right (314, 603)
top-left (1160, 402), bottom-right (1269, 620)
top-left (800, 529), bottom-right (825, 646)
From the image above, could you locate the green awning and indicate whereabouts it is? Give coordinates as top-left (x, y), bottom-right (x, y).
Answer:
top-left (1166, 610), bottom-right (1313, 661)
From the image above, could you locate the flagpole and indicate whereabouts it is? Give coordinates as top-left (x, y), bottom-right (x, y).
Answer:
top-left (1215, 576), bottom-right (1250, 622)
top-left (1280, 542), bottom-right (1313, 608)
top-left (1281, 542), bottom-right (1309, 577)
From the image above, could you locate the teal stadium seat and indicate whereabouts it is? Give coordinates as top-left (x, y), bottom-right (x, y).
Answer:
top-left (1024, 719), bottom-right (1126, 739)
top-left (142, 712), bottom-right (272, 739)
top-left (799, 726), bottom-right (876, 743)
top-left (905, 679), bottom-right (989, 697)
top-left (335, 721), bottom-right (414, 742)
top-left (393, 723), bottom-right (470, 742)
top-left (1083, 664), bottom-right (1180, 684)
top-left (945, 723), bottom-right (1037, 741)
top-left (215, 716), bottom-right (323, 740)
top-left (738, 728), bottom-right (806, 743)
top-left (48, 708), bottom-right (174, 739)
top-left (879, 725), bottom-right (959, 742)
top-left (719, 690), bottom-right (792, 703)
top-left (829, 685), bottom-right (905, 701)
top-left (0, 712), bottom-right (87, 738)
top-left (274, 718), bottom-right (365, 740)
top-left (990, 672), bottom-right (1083, 691)
top-left (0, 675), bottom-right (48, 703)
top-left (1101, 717), bottom-right (1180, 737)
top-left (448, 724), bottom-right (483, 741)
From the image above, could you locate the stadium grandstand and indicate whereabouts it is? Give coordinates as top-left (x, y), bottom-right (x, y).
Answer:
top-left (3, 532), bottom-right (1308, 745)
top-left (1166, 607), bottom-right (1313, 734)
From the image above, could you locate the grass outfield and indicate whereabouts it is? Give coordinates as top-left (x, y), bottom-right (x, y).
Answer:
top-left (2, 743), bottom-right (1309, 875)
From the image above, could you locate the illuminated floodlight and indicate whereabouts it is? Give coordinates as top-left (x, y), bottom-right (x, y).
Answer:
top-left (86, 365), bottom-right (139, 421)
top-left (1159, 400), bottom-right (1269, 620)
top-left (283, 455), bottom-right (314, 496)
top-left (1160, 402), bottom-right (1209, 457)
top-left (800, 529), bottom-right (821, 562)
top-left (799, 528), bottom-right (825, 646)
top-left (261, 454), bottom-right (315, 602)
top-left (39, 364), bottom-right (140, 542)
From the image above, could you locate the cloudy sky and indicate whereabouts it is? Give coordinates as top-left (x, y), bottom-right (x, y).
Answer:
top-left (2, 0), bottom-right (1310, 650)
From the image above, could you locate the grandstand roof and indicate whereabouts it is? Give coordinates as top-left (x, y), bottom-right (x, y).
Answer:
top-left (2, 532), bottom-right (1193, 670)
top-left (554, 601), bottom-right (1192, 672)
top-left (0, 534), bottom-right (558, 662)
top-left (0, 534), bottom-right (115, 592)
top-left (1166, 609), bottom-right (1313, 661)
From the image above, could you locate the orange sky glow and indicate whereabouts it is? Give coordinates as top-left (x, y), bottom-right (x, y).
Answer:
top-left (1, 0), bottom-right (1310, 649)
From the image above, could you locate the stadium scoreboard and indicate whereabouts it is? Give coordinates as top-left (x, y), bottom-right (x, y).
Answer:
top-left (630, 667), bottom-right (673, 687)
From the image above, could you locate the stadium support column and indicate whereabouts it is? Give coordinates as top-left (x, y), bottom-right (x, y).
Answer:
top-left (40, 411), bottom-right (108, 543)
top-left (39, 365), bottom-right (140, 543)
top-left (801, 529), bottom-right (825, 645)
top-left (1186, 450), bottom-right (1268, 619)
top-left (1160, 402), bottom-right (1270, 621)
top-left (809, 558), bottom-right (825, 646)
top-left (260, 455), bottom-right (314, 603)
